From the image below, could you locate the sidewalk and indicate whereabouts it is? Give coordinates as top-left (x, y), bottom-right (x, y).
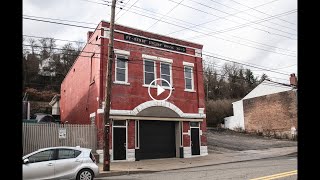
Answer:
top-left (96, 146), bottom-right (297, 178)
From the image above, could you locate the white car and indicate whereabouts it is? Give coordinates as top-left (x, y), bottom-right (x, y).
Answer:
top-left (23, 146), bottom-right (99, 180)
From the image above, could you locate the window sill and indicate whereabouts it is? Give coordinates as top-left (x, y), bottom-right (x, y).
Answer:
top-left (184, 89), bottom-right (196, 92)
top-left (113, 81), bottom-right (130, 86)
top-left (162, 86), bottom-right (174, 90)
top-left (142, 84), bottom-right (157, 88)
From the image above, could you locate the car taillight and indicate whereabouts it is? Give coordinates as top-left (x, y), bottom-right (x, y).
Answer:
top-left (90, 152), bottom-right (96, 163)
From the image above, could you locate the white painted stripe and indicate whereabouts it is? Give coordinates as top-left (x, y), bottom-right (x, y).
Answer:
top-left (142, 54), bottom-right (157, 60)
top-left (183, 61), bottom-right (194, 67)
top-left (114, 49), bottom-right (130, 55)
top-left (101, 26), bottom-right (202, 50)
top-left (102, 35), bottom-right (200, 58)
top-left (110, 115), bottom-right (203, 121)
top-left (158, 57), bottom-right (173, 63)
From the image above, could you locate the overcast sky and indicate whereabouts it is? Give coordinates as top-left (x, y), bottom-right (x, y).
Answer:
top-left (23, 0), bottom-right (297, 84)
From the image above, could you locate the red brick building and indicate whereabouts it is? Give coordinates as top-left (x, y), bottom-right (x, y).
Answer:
top-left (60, 21), bottom-right (208, 162)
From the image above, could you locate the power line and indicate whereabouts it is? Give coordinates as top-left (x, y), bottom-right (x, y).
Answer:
top-left (60, 0), bottom-right (297, 52)
top-left (202, 50), bottom-right (293, 73)
top-left (80, 0), bottom-right (110, 6)
top-left (166, 0), bottom-right (296, 39)
top-left (206, 0), bottom-right (296, 31)
top-left (112, 2), bottom-right (297, 54)
top-left (186, 0), bottom-right (296, 36)
top-left (23, 35), bottom-right (85, 44)
top-left (115, 0), bottom-right (140, 22)
top-left (23, 17), bottom-right (96, 30)
top-left (145, 0), bottom-right (185, 31)
top-left (226, 0), bottom-right (296, 25)
top-left (23, 34), bottom-right (293, 76)
top-left (115, 0), bottom-right (131, 17)
top-left (24, 13), bottom-right (296, 55)
top-left (202, 53), bottom-right (288, 75)
top-left (24, 46), bottom-right (290, 82)
top-left (164, 0), bottom-right (287, 36)
top-left (23, 15), bottom-right (97, 25)
top-left (186, 9), bottom-right (297, 40)
top-left (253, 63), bottom-right (297, 71)
top-left (23, 44), bottom-right (98, 54)
top-left (23, 15), bottom-right (297, 57)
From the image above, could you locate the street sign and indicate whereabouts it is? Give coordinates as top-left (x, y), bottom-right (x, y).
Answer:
top-left (59, 128), bottom-right (66, 139)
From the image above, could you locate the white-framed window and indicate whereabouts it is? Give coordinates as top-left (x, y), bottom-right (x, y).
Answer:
top-left (115, 55), bottom-right (128, 83)
top-left (184, 66), bottom-right (194, 90)
top-left (144, 59), bottom-right (156, 86)
top-left (160, 62), bottom-right (172, 87)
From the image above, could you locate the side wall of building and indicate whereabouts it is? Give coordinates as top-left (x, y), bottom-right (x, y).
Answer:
top-left (60, 23), bottom-right (104, 125)
top-left (243, 90), bottom-right (297, 137)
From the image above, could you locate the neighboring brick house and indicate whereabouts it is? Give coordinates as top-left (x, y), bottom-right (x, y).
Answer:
top-left (224, 74), bottom-right (297, 139)
top-left (60, 21), bottom-right (207, 162)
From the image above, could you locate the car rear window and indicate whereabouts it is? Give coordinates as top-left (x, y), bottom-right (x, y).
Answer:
top-left (58, 149), bottom-right (81, 159)
top-left (89, 151), bottom-right (96, 163)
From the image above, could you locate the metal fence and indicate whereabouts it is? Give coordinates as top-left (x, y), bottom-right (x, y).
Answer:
top-left (22, 123), bottom-right (97, 156)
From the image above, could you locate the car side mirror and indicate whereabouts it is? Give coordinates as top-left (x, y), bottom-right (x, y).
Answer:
top-left (23, 158), bottom-right (29, 164)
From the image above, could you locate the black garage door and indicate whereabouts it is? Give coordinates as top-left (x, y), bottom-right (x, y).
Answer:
top-left (136, 121), bottom-right (176, 160)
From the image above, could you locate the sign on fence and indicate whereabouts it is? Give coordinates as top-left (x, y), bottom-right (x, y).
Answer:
top-left (59, 128), bottom-right (66, 139)
top-left (23, 123), bottom-right (97, 156)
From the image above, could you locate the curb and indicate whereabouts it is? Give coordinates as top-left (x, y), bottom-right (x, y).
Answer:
top-left (161, 152), bottom-right (297, 172)
top-left (96, 152), bottom-right (296, 178)
top-left (96, 170), bottom-right (157, 178)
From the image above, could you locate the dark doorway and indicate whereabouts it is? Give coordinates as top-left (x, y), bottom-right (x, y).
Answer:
top-left (136, 121), bottom-right (176, 160)
top-left (113, 128), bottom-right (126, 160)
top-left (191, 128), bottom-right (200, 155)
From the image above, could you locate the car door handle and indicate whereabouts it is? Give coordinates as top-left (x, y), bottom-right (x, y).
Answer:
top-left (47, 163), bottom-right (53, 166)
top-left (75, 159), bottom-right (81, 162)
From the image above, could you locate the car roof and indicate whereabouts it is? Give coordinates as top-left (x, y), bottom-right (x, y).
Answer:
top-left (38, 146), bottom-right (91, 151)
top-left (23, 146), bottom-right (92, 159)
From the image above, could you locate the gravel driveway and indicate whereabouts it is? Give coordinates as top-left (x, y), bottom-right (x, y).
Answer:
top-left (206, 128), bottom-right (297, 153)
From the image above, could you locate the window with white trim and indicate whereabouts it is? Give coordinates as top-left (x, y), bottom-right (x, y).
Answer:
top-left (144, 60), bottom-right (156, 85)
top-left (160, 62), bottom-right (171, 87)
top-left (184, 66), bottom-right (193, 90)
top-left (115, 55), bottom-right (128, 83)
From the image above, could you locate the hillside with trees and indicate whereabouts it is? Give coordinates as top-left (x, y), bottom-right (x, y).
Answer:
top-left (23, 37), bottom-right (83, 100)
top-left (203, 61), bottom-right (268, 127)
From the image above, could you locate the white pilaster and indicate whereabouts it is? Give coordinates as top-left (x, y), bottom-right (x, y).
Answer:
top-left (127, 149), bottom-right (135, 161)
top-left (183, 147), bottom-right (192, 158)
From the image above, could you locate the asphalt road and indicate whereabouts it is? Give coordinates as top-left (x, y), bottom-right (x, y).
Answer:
top-left (206, 128), bottom-right (297, 153)
top-left (96, 154), bottom-right (297, 180)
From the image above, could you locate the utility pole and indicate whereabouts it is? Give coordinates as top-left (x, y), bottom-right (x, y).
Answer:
top-left (103, 0), bottom-right (116, 171)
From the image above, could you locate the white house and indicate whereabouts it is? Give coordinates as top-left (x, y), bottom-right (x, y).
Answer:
top-left (224, 79), bottom-right (295, 130)
top-left (38, 57), bottom-right (56, 77)
top-left (49, 94), bottom-right (60, 116)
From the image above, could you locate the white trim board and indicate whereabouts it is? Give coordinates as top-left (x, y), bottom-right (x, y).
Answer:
top-left (109, 100), bottom-right (206, 118)
top-left (102, 35), bottom-right (200, 58)
top-left (110, 115), bottom-right (204, 121)
top-left (101, 26), bottom-right (202, 50)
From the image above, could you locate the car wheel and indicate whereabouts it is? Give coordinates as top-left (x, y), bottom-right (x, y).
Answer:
top-left (76, 169), bottom-right (94, 180)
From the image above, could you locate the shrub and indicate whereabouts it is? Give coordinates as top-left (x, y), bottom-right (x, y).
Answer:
top-left (206, 99), bottom-right (239, 127)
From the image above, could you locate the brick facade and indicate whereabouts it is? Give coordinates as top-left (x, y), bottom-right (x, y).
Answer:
top-left (60, 21), bottom-right (207, 161)
top-left (243, 90), bottom-right (297, 137)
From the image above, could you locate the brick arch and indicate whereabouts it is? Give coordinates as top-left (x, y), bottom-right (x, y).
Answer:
top-left (132, 100), bottom-right (184, 117)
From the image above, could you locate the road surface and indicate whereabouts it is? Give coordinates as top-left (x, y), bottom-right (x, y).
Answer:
top-left (96, 154), bottom-right (297, 180)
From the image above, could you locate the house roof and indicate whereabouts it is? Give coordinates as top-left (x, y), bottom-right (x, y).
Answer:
top-left (242, 79), bottom-right (294, 100)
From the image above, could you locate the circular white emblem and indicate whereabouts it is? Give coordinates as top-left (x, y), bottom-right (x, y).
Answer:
top-left (148, 78), bottom-right (173, 102)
